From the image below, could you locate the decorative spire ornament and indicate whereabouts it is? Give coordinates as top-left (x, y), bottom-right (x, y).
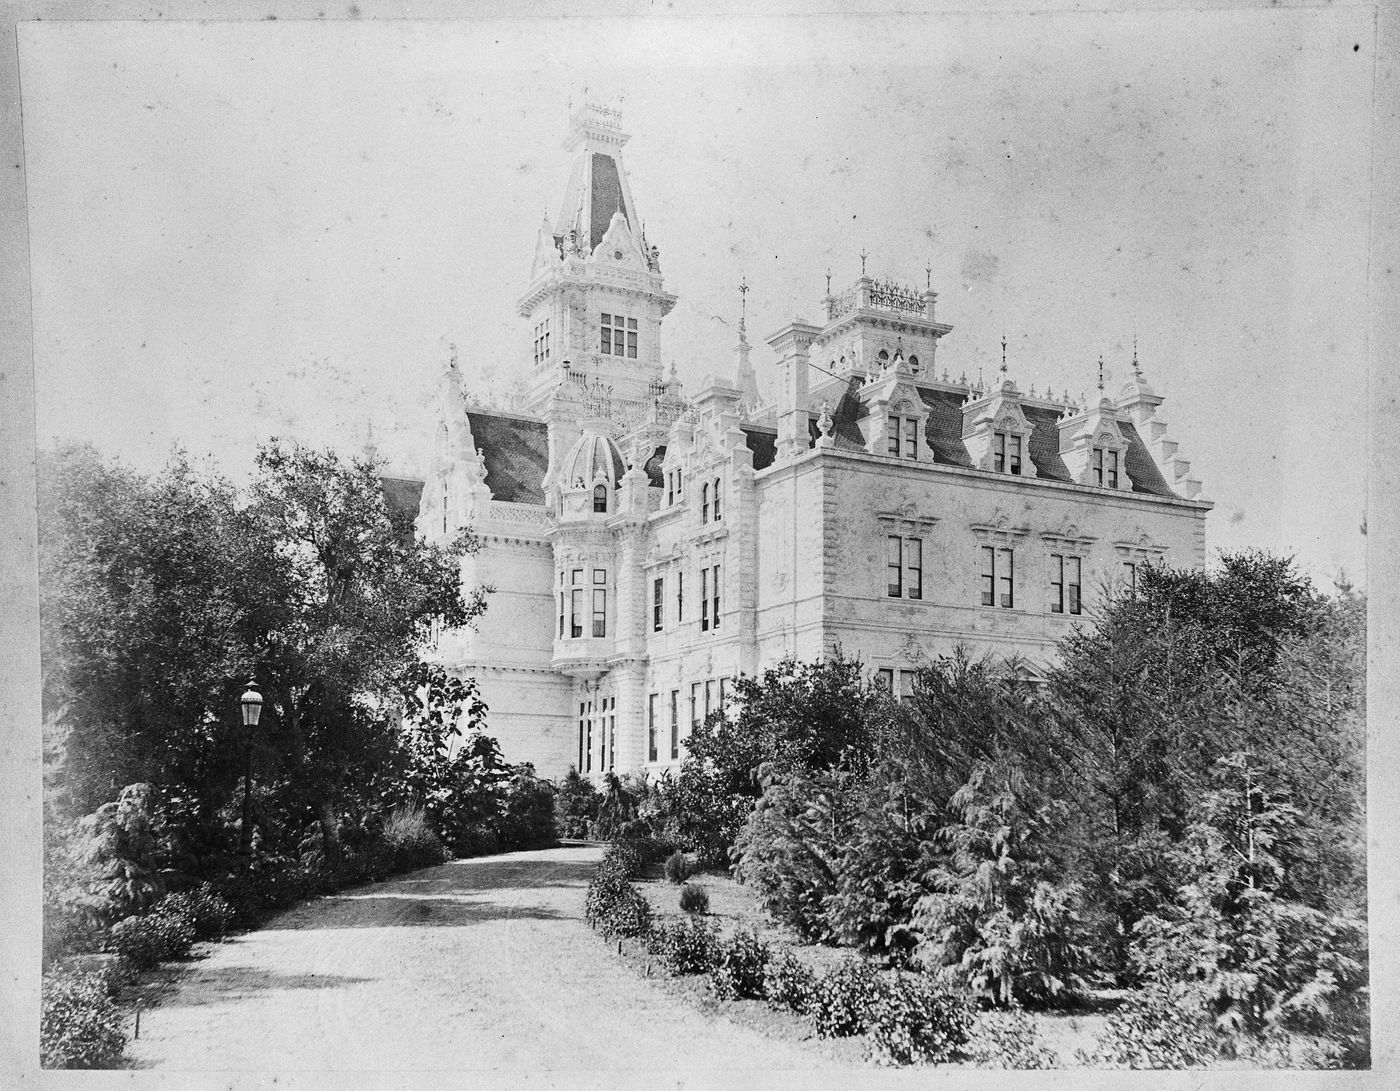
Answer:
top-left (926, 263), bottom-right (932, 291)
top-left (1132, 334), bottom-right (1142, 379)
top-left (1097, 354), bottom-right (1105, 396)
top-left (825, 268), bottom-right (832, 296)
top-left (738, 276), bottom-right (749, 337)
top-left (1000, 336), bottom-right (1008, 379)
top-left (860, 249), bottom-right (868, 276)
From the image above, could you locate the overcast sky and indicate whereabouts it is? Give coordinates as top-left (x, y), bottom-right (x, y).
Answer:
top-left (19, 10), bottom-right (1373, 588)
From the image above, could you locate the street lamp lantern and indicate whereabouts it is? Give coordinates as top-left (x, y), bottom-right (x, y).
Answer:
top-left (240, 680), bottom-right (263, 727)
top-left (237, 678), bottom-right (262, 860)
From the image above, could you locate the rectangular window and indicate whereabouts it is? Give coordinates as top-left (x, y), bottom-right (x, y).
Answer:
top-left (583, 701), bottom-right (592, 773)
top-left (999, 548), bottom-right (1014, 608)
top-left (993, 433), bottom-right (1006, 473)
top-left (691, 681), bottom-right (702, 731)
top-left (876, 667), bottom-right (894, 691)
top-left (701, 483), bottom-right (709, 524)
top-left (570, 588), bottom-right (583, 638)
top-left (648, 693), bottom-right (658, 762)
top-left (711, 565), bottom-right (721, 630)
top-left (652, 577), bottom-right (664, 632)
top-left (704, 679), bottom-right (716, 720)
top-left (1009, 434), bottom-right (1022, 476)
top-left (1094, 447), bottom-right (1104, 486)
top-left (887, 416), bottom-right (901, 457)
top-left (904, 538), bottom-right (922, 600)
top-left (627, 317), bottom-right (638, 359)
top-left (1124, 561), bottom-right (1138, 595)
top-left (1107, 450), bottom-right (1119, 489)
top-left (898, 670), bottom-right (918, 700)
top-left (579, 701), bottom-right (587, 771)
top-left (669, 690), bottom-right (680, 760)
top-left (713, 478), bottom-right (722, 521)
top-left (903, 417), bottom-right (918, 459)
top-left (607, 697), bottom-right (616, 772)
top-left (558, 573), bottom-right (565, 637)
top-left (600, 313), bottom-right (612, 355)
top-left (887, 535), bottom-right (902, 597)
top-left (1066, 556), bottom-right (1082, 615)
top-left (677, 570), bottom-right (684, 623)
top-left (981, 546), bottom-right (1014, 608)
top-left (719, 676), bottom-right (729, 711)
top-left (700, 567), bottom-right (709, 631)
top-left (592, 588), bottom-right (607, 638)
top-left (1051, 553), bottom-right (1065, 614)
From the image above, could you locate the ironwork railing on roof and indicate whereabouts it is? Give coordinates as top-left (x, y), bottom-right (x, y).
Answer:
top-left (826, 276), bottom-right (930, 321)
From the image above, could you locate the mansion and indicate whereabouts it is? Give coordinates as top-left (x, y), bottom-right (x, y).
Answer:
top-left (418, 104), bottom-right (1211, 780)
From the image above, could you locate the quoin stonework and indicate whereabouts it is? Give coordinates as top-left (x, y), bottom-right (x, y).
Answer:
top-left (417, 103), bottom-right (1212, 780)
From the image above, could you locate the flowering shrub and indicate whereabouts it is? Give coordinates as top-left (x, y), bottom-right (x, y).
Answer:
top-left (865, 973), bottom-right (974, 1066)
top-left (158, 884), bottom-right (235, 940)
top-left (809, 958), bottom-right (881, 1038)
top-left (678, 883), bottom-right (709, 914)
top-left (108, 906), bottom-right (196, 970)
top-left (41, 967), bottom-right (126, 1069)
top-left (965, 1008), bottom-right (1058, 1068)
top-left (763, 948), bottom-right (819, 1015)
top-left (1077, 984), bottom-right (1218, 1068)
top-left (709, 928), bottom-right (770, 1000)
top-left (650, 916), bottom-right (720, 975)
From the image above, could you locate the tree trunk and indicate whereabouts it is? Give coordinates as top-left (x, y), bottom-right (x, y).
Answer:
top-left (316, 797), bottom-right (342, 870)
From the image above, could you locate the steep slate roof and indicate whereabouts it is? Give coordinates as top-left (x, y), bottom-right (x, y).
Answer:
top-left (741, 427), bottom-right (777, 471)
top-left (465, 411), bottom-right (550, 505)
top-left (379, 476), bottom-right (425, 545)
top-left (1023, 406), bottom-right (1073, 482)
top-left (643, 445), bottom-right (667, 488)
top-left (589, 153), bottom-right (630, 253)
top-left (1120, 421), bottom-right (1174, 496)
top-left (917, 388), bottom-right (976, 467)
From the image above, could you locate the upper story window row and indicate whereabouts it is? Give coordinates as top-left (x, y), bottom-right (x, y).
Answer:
top-left (600, 312), bottom-right (638, 358)
top-left (558, 567), bottom-right (608, 639)
top-left (533, 318), bottom-right (551, 367)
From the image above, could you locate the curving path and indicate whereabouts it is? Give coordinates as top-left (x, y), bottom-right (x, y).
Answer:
top-left (126, 846), bottom-right (856, 1077)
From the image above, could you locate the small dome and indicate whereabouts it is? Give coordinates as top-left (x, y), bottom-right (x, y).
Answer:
top-left (562, 420), bottom-right (626, 489)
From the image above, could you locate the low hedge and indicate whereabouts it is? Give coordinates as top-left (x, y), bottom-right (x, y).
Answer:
top-left (649, 916), bottom-right (721, 976)
top-left (709, 928), bottom-right (770, 1000)
top-left (41, 968), bottom-right (127, 1069)
top-left (108, 906), bottom-right (196, 970)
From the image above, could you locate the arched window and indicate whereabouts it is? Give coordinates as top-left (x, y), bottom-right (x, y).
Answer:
top-left (908, 354), bottom-right (920, 374)
top-left (701, 482), bottom-right (710, 524)
top-left (877, 349), bottom-right (890, 363)
top-left (593, 484), bottom-right (608, 513)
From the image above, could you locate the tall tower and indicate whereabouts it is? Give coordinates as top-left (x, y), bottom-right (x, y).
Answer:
top-left (520, 103), bottom-right (678, 419)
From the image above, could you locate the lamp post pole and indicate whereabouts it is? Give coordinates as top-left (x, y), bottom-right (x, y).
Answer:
top-left (238, 679), bottom-right (263, 860)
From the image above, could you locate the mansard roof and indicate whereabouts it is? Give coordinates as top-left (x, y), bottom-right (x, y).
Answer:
top-left (1120, 421), bottom-right (1173, 496)
top-left (741, 426), bottom-right (777, 471)
top-left (464, 410), bottom-right (549, 505)
top-left (918, 388), bottom-right (976, 467)
top-left (1022, 405), bottom-right (1073, 481)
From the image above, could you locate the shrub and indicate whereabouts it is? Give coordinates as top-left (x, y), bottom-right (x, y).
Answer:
top-left (865, 973), bottom-right (975, 1067)
top-left (584, 869), bottom-right (653, 939)
top-left (598, 840), bottom-right (646, 883)
top-left (108, 906), bottom-right (196, 970)
top-left (158, 884), bottom-right (235, 940)
top-left (381, 805), bottom-right (450, 872)
top-left (41, 968), bottom-right (127, 1069)
top-left (678, 883), bottom-right (710, 914)
top-left (763, 948), bottom-right (819, 1014)
top-left (809, 958), bottom-right (882, 1039)
top-left (663, 850), bottom-right (692, 884)
top-left (651, 916), bottom-right (720, 976)
top-left (709, 928), bottom-right (770, 1000)
top-left (554, 768), bottom-right (602, 839)
top-left (965, 1008), bottom-right (1058, 1069)
top-left (1076, 984), bottom-right (1218, 1068)
top-left (497, 768), bottom-right (558, 850)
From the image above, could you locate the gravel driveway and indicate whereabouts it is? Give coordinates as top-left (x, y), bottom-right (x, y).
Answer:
top-left (125, 845), bottom-right (858, 1078)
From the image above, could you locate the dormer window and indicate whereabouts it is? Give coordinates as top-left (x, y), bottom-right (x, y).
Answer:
top-left (1094, 447), bottom-right (1120, 488)
top-left (908, 354), bottom-right (919, 374)
top-left (993, 432), bottom-right (1023, 475)
top-left (887, 415), bottom-right (919, 459)
top-left (600, 313), bottom-right (639, 358)
top-left (593, 484), bottom-right (608, 513)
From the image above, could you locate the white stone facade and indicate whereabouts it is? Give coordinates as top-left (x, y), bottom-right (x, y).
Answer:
top-left (418, 105), bottom-right (1211, 781)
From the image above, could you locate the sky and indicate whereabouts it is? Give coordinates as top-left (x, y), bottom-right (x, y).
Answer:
top-left (19, 10), bottom-right (1374, 589)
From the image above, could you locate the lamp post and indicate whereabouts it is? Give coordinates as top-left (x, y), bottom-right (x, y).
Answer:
top-left (238, 679), bottom-right (263, 859)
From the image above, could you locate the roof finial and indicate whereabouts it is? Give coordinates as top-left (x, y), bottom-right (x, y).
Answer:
top-left (859, 249), bottom-right (868, 277)
top-left (1132, 334), bottom-right (1141, 379)
top-left (1097, 354), bottom-right (1105, 395)
top-left (825, 267), bottom-right (832, 296)
top-left (926, 263), bottom-right (932, 291)
top-left (738, 276), bottom-right (749, 336)
top-left (1000, 335), bottom-right (1008, 378)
